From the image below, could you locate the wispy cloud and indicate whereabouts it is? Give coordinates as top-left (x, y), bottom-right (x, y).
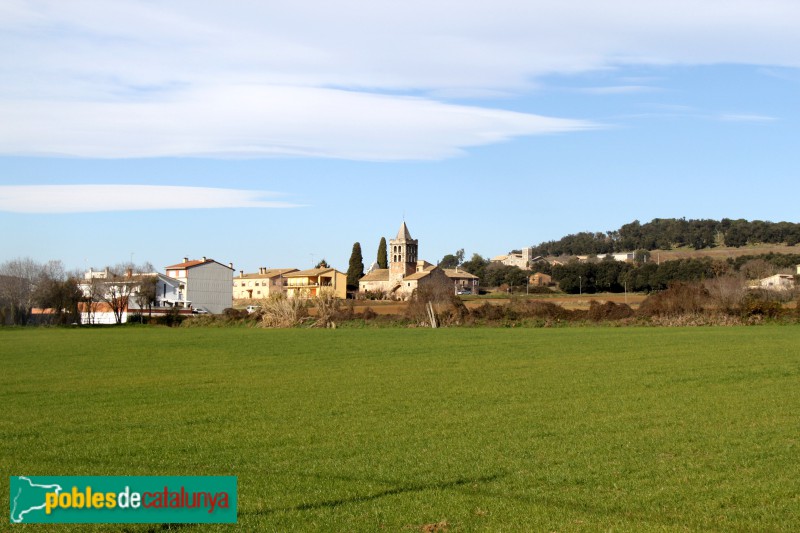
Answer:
top-left (717, 113), bottom-right (777, 123)
top-left (1, 1), bottom-right (798, 160)
top-left (0, 86), bottom-right (597, 160)
top-left (577, 85), bottom-right (658, 95)
top-left (0, 185), bottom-right (302, 213)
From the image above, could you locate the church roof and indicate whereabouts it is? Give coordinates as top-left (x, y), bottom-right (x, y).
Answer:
top-left (403, 270), bottom-right (432, 281)
top-left (396, 221), bottom-right (413, 240)
top-left (359, 269), bottom-right (390, 282)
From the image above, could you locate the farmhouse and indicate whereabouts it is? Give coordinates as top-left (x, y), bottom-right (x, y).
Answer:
top-left (753, 273), bottom-right (795, 292)
top-left (529, 272), bottom-right (553, 287)
top-left (444, 268), bottom-right (479, 294)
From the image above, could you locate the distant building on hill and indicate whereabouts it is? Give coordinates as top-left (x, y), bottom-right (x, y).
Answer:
top-left (491, 248), bottom-right (539, 269)
top-left (529, 272), bottom-right (552, 287)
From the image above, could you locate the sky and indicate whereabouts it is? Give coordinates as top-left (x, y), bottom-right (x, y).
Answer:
top-left (1, 1), bottom-right (799, 274)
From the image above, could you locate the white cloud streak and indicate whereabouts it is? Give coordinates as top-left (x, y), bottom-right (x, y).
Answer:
top-left (0, 1), bottom-right (796, 160)
top-left (717, 113), bottom-right (777, 123)
top-left (0, 185), bottom-right (301, 213)
top-left (0, 86), bottom-right (595, 160)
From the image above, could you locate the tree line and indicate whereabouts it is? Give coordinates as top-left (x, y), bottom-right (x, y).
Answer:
top-left (529, 218), bottom-right (800, 257)
top-left (444, 250), bottom-right (800, 294)
top-left (0, 258), bottom-right (157, 325)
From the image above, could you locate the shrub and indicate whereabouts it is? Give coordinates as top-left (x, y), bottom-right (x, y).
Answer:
top-left (638, 282), bottom-right (709, 316)
top-left (740, 294), bottom-right (784, 319)
top-left (260, 295), bottom-right (308, 328)
top-left (223, 307), bottom-right (249, 320)
top-left (588, 301), bottom-right (634, 321)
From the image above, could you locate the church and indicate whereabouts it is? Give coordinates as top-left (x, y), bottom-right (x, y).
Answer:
top-left (358, 222), bottom-right (454, 299)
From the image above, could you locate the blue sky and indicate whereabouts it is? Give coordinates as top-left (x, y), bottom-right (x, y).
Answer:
top-left (1, 1), bottom-right (799, 273)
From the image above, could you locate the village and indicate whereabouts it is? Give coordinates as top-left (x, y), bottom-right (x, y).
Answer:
top-left (52, 220), bottom-right (797, 325)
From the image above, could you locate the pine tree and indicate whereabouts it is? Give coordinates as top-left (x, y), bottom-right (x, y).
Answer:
top-left (377, 237), bottom-right (388, 269)
top-left (347, 242), bottom-right (364, 290)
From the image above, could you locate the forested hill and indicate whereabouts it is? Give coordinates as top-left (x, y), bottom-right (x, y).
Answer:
top-left (531, 218), bottom-right (800, 257)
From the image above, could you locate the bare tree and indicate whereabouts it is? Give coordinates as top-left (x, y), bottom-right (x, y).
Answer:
top-left (704, 275), bottom-right (748, 314)
top-left (89, 262), bottom-right (156, 324)
top-left (33, 263), bottom-right (84, 325)
top-left (0, 257), bottom-right (49, 325)
top-left (740, 259), bottom-right (775, 281)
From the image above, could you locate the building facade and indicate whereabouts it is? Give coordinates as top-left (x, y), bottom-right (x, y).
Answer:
top-left (284, 268), bottom-right (347, 299)
top-left (164, 257), bottom-right (234, 314)
top-left (233, 268), bottom-right (298, 300)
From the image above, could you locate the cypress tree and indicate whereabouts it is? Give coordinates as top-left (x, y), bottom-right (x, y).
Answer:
top-left (377, 237), bottom-right (388, 269)
top-left (347, 242), bottom-right (364, 290)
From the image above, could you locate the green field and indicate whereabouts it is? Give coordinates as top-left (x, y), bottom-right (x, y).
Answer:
top-left (2, 326), bottom-right (799, 531)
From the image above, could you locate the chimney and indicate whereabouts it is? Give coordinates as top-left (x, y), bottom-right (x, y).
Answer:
top-left (229, 262), bottom-right (233, 269)
top-left (202, 256), bottom-right (207, 261)
top-left (239, 270), bottom-right (244, 277)
top-left (183, 257), bottom-right (188, 263)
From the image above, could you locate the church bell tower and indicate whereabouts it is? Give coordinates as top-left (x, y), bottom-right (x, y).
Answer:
top-left (389, 221), bottom-right (418, 282)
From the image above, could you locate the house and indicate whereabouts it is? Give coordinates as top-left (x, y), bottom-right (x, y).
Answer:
top-left (529, 272), bottom-right (552, 287)
top-left (491, 248), bottom-right (537, 269)
top-left (753, 274), bottom-right (795, 291)
top-left (576, 253), bottom-right (634, 263)
top-left (283, 268), bottom-right (347, 299)
top-left (163, 257), bottom-right (234, 313)
top-left (444, 268), bottom-right (479, 294)
top-left (359, 222), bottom-right (474, 299)
top-left (233, 268), bottom-right (298, 300)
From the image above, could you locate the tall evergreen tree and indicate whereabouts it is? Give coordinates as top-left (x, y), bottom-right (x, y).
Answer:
top-left (377, 237), bottom-right (388, 269)
top-left (347, 242), bottom-right (364, 290)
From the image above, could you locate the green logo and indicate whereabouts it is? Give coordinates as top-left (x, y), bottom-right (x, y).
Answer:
top-left (10, 476), bottom-right (237, 524)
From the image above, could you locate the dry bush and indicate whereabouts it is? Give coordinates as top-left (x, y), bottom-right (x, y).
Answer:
top-left (647, 313), bottom-right (745, 327)
top-left (406, 279), bottom-right (466, 327)
top-left (360, 306), bottom-right (377, 320)
top-left (259, 294), bottom-right (308, 328)
top-left (740, 293), bottom-right (785, 319)
top-left (704, 275), bottom-right (748, 314)
top-left (638, 282), bottom-right (710, 317)
top-left (588, 300), bottom-right (634, 321)
top-left (312, 289), bottom-right (340, 328)
top-left (740, 259), bottom-right (775, 280)
top-left (470, 302), bottom-right (507, 321)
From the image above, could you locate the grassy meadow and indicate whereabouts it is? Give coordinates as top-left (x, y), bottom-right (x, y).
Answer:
top-left (2, 326), bottom-right (799, 531)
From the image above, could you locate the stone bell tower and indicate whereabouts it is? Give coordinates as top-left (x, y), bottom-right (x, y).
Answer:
top-left (389, 221), bottom-right (418, 283)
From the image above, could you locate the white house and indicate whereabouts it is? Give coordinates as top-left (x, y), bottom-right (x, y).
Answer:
top-left (164, 257), bottom-right (234, 314)
top-left (754, 274), bottom-right (795, 292)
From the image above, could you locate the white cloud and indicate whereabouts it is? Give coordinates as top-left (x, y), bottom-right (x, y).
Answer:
top-left (717, 113), bottom-right (777, 123)
top-left (578, 85), bottom-right (658, 95)
top-left (0, 1), bottom-right (797, 160)
top-left (0, 85), bottom-right (595, 160)
top-left (0, 185), bottom-right (301, 213)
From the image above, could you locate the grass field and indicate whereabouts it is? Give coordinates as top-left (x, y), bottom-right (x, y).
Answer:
top-left (2, 326), bottom-right (800, 531)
